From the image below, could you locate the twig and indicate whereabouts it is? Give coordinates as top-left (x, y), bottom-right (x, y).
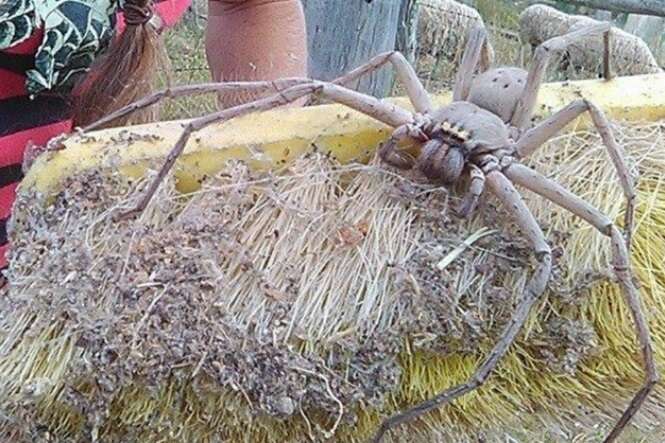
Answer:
top-left (292, 366), bottom-right (344, 439)
top-left (130, 286), bottom-right (169, 348)
top-left (436, 227), bottom-right (498, 271)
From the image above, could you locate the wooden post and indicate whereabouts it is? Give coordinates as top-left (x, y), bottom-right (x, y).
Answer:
top-left (557, 0), bottom-right (665, 18)
top-left (396, 0), bottom-right (421, 64)
top-left (302, 0), bottom-right (404, 97)
top-left (625, 14), bottom-right (665, 49)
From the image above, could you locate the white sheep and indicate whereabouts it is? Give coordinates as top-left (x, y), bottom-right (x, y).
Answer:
top-left (416, 0), bottom-right (487, 61)
top-left (519, 4), bottom-right (662, 77)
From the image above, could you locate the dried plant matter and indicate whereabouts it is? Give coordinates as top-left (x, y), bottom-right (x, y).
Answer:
top-left (0, 155), bottom-right (479, 441)
top-left (0, 158), bottom-right (499, 442)
top-left (2, 157), bottom-right (413, 427)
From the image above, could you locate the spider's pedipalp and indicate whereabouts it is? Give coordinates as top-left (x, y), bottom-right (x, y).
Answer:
top-left (378, 125), bottom-right (417, 171)
top-left (455, 164), bottom-right (485, 218)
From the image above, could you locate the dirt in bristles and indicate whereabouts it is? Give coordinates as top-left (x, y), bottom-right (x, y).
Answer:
top-left (0, 152), bottom-right (602, 439)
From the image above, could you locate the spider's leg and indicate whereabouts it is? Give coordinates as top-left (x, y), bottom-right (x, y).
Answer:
top-left (92, 51), bottom-right (430, 131)
top-left (504, 162), bottom-right (658, 443)
top-left (332, 51), bottom-right (433, 114)
top-left (84, 78), bottom-right (312, 131)
top-left (119, 81), bottom-right (414, 219)
top-left (455, 164), bottom-right (486, 218)
top-left (515, 99), bottom-right (635, 247)
top-left (511, 22), bottom-right (612, 130)
top-left (373, 170), bottom-right (552, 443)
top-left (313, 82), bottom-right (414, 128)
top-left (453, 23), bottom-right (494, 102)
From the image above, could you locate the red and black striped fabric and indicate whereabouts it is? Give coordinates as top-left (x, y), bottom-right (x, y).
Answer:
top-left (0, 0), bottom-right (191, 270)
top-left (0, 30), bottom-right (72, 268)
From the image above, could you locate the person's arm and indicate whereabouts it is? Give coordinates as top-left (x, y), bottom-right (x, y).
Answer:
top-left (205, 0), bottom-right (308, 108)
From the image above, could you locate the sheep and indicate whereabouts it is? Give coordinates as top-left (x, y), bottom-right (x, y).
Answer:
top-left (416, 0), bottom-right (487, 60)
top-left (519, 4), bottom-right (662, 77)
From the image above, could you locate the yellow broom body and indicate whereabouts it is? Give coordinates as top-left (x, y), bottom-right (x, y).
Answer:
top-left (22, 74), bottom-right (665, 196)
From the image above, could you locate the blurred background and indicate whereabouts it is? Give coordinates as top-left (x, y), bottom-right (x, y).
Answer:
top-left (161, 0), bottom-right (665, 119)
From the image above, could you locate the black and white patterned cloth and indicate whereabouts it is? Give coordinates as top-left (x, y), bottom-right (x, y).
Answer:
top-left (0, 0), bottom-right (120, 95)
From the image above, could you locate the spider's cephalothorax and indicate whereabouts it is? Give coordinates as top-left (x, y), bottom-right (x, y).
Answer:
top-left (87, 19), bottom-right (654, 443)
top-left (404, 66), bottom-right (531, 194)
top-left (415, 102), bottom-right (511, 185)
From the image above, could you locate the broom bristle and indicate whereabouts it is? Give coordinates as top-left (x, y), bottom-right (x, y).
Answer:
top-left (1, 123), bottom-right (664, 442)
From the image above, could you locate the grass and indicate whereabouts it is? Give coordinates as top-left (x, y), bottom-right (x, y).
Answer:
top-left (160, 10), bottom-right (213, 120)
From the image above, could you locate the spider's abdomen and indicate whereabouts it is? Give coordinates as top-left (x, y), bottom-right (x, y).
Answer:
top-left (467, 67), bottom-right (528, 122)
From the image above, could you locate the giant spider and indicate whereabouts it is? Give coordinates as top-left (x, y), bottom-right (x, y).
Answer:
top-left (82, 21), bottom-right (656, 443)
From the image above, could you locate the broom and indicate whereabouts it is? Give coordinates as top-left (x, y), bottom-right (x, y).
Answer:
top-left (1, 80), bottom-right (665, 442)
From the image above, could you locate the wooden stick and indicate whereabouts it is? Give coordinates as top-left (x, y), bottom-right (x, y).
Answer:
top-left (558, 0), bottom-right (665, 18)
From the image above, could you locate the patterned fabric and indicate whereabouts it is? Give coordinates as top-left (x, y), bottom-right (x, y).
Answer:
top-left (0, 0), bottom-right (118, 95)
top-left (0, 0), bottom-right (37, 48)
top-left (0, 0), bottom-right (190, 271)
